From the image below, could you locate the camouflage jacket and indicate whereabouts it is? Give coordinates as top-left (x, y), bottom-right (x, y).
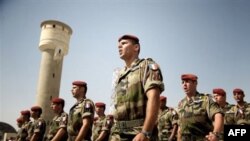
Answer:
top-left (157, 106), bottom-right (178, 141)
top-left (31, 118), bottom-right (46, 141)
top-left (47, 111), bottom-right (68, 141)
top-left (220, 102), bottom-right (234, 125)
top-left (92, 115), bottom-right (112, 141)
top-left (113, 58), bottom-right (164, 120)
top-left (225, 101), bottom-right (250, 125)
top-left (18, 121), bottom-right (32, 141)
top-left (177, 92), bottom-right (222, 139)
top-left (67, 98), bottom-right (95, 140)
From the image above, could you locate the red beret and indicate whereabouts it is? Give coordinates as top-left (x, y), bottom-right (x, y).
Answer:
top-left (20, 110), bottom-right (30, 116)
top-left (118, 34), bottom-right (139, 44)
top-left (160, 96), bottom-right (167, 101)
top-left (16, 117), bottom-right (23, 123)
top-left (31, 106), bottom-right (42, 113)
top-left (72, 80), bottom-right (87, 87)
top-left (95, 102), bottom-right (106, 107)
top-left (181, 74), bottom-right (198, 81)
top-left (52, 97), bottom-right (65, 104)
top-left (233, 88), bottom-right (244, 95)
top-left (213, 88), bottom-right (226, 96)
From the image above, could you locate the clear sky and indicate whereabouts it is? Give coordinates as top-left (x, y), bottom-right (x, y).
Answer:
top-left (1, 0), bottom-right (250, 130)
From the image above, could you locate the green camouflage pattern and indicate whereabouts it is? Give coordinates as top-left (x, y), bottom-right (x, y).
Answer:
top-left (47, 112), bottom-right (68, 141)
top-left (18, 121), bottom-right (32, 141)
top-left (157, 107), bottom-right (178, 141)
top-left (110, 58), bottom-right (164, 140)
top-left (225, 101), bottom-right (250, 125)
top-left (219, 103), bottom-right (234, 125)
top-left (92, 115), bottom-right (111, 141)
top-left (177, 92), bottom-right (222, 140)
top-left (31, 118), bottom-right (46, 141)
top-left (67, 98), bottom-right (95, 140)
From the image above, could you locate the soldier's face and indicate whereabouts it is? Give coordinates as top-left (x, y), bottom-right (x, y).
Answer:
top-left (213, 94), bottom-right (226, 105)
top-left (51, 103), bottom-right (61, 113)
top-left (95, 106), bottom-right (105, 116)
top-left (160, 100), bottom-right (166, 108)
top-left (233, 93), bottom-right (244, 102)
top-left (118, 39), bottom-right (138, 60)
top-left (182, 80), bottom-right (197, 95)
top-left (71, 85), bottom-right (81, 98)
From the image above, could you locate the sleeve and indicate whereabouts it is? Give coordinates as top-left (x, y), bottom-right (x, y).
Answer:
top-left (206, 96), bottom-right (223, 120)
top-left (81, 99), bottom-right (95, 119)
top-left (143, 59), bottom-right (165, 93)
top-left (34, 119), bottom-right (45, 133)
top-left (171, 109), bottom-right (179, 126)
top-left (101, 118), bottom-right (110, 131)
top-left (59, 112), bottom-right (68, 128)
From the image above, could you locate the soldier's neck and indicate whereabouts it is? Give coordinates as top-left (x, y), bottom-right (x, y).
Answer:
top-left (186, 92), bottom-right (196, 100)
top-left (237, 101), bottom-right (245, 108)
top-left (124, 57), bottom-right (139, 68)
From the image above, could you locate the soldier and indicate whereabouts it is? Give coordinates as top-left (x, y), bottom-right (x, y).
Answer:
top-left (92, 102), bottom-right (112, 141)
top-left (19, 110), bottom-right (32, 141)
top-left (212, 88), bottom-right (234, 125)
top-left (110, 34), bottom-right (164, 141)
top-left (226, 88), bottom-right (250, 125)
top-left (46, 98), bottom-right (68, 141)
top-left (177, 74), bottom-right (224, 141)
top-left (67, 80), bottom-right (95, 141)
top-left (30, 106), bottom-right (46, 141)
top-left (157, 96), bottom-right (178, 141)
top-left (16, 117), bottom-right (24, 141)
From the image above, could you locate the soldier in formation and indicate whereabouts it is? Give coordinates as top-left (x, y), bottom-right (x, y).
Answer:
top-left (67, 80), bottom-right (95, 141)
top-left (226, 88), bottom-right (250, 125)
top-left (18, 110), bottom-right (33, 141)
top-left (16, 117), bottom-right (24, 141)
top-left (109, 34), bottom-right (165, 141)
top-left (46, 97), bottom-right (68, 141)
top-left (92, 102), bottom-right (112, 141)
top-left (212, 88), bottom-right (234, 125)
top-left (29, 106), bottom-right (46, 141)
top-left (177, 74), bottom-right (224, 141)
top-left (157, 96), bottom-right (178, 141)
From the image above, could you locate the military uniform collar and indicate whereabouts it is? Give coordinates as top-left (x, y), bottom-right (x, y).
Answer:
top-left (124, 58), bottom-right (141, 71)
top-left (76, 97), bottom-right (85, 104)
top-left (186, 92), bottom-right (198, 101)
top-left (237, 101), bottom-right (248, 109)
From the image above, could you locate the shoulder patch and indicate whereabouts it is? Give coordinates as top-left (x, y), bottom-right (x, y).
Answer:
top-left (149, 63), bottom-right (159, 71)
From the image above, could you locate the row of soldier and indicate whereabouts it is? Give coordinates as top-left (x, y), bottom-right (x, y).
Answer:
top-left (15, 34), bottom-right (249, 141)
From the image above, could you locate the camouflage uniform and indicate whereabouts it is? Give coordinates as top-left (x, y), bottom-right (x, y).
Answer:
top-left (225, 101), bottom-right (250, 125)
top-left (157, 107), bottom-right (178, 141)
top-left (31, 118), bottom-right (47, 141)
top-left (18, 121), bottom-right (33, 141)
top-left (110, 58), bottom-right (164, 141)
top-left (46, 112), bottom-right (68, 141)
top-left (92, 115), bottom-right (112, 141)
top-left (67, 98), bottom-right (95, 141)
top-left (177, 92), bottom-right (222, 141)
top-left (219, 102), bottom-right (234, 125)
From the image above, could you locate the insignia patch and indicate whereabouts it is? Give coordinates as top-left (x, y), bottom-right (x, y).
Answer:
top-left (149, 63), bottom-right (159, 70)
top-left (62, 116), bottom-right (66, 122)
top-left (85, 103), bottom-right (90, 108)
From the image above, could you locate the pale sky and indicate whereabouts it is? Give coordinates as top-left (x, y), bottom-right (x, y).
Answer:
top-left (1, 0), bottom-right (250, 130)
